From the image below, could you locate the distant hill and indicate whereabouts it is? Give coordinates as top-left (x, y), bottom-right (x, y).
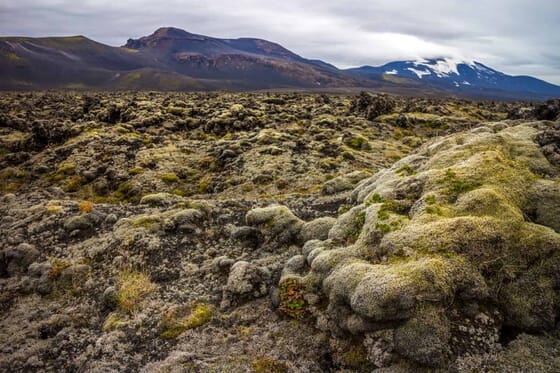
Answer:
top-left (1, 27), bottom-right (559, 100)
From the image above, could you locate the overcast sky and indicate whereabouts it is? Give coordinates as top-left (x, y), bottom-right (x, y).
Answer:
top-left (2, 0), bottom-right (560, 84)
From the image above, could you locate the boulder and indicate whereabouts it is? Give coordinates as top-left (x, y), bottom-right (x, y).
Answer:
top-left (246, 205), bottom-right (304, 245)
top-left (225, 261), bottom-right (271, 299)
top-left (1, 243), bottom-right (39, 277)
top-left (299, 217), bottom-right (337, 243)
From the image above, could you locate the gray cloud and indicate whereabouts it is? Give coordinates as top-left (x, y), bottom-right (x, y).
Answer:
top-left (1, 0), bottom-right (559, 84)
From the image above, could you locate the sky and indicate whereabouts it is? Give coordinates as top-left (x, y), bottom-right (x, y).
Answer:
top-left (1, 0), bottom-right (560, 84)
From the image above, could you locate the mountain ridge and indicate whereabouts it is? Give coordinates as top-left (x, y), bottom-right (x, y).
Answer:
top-left (1, 26), bottom-right (559, 100)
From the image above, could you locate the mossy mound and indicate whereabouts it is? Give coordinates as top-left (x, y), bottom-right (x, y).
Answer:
top-left (281, 122), bottom-right (560, 367)
top-left (246, 205), bottom-right (304, 245)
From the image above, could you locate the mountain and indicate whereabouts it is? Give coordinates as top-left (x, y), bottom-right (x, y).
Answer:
top-left (0, 34), bottom-right (218, 91)
top-left (1, 27), bottom-right (559, 100)
top-left (346, 58), bottom-right (560, 100)
top-left (0, 27), bottom-right (363, 91)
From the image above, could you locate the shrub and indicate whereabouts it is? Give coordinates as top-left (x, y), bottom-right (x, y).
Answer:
top-left (116, 270), bottom-right (156, 314)
top-left (48, 258), bottom-right (71, 280)
top-left (64, 176), bottom-right (84, 192)
top-left (56, 161), bottom-right (76, 176)
top-left (350, 92), bottom-right (396, 120)
top-left (278, 278), bottom-right (306, 319)
top-left (344, 134), bottom-right (371, 151)
top-left (533, 99), bottom-right (560, 121)
top-left (114, 181), bottom-right (137, 202)
top-left (78, 200), bottom-right (94, 213)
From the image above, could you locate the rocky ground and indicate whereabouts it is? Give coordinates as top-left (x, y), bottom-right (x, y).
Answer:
top-left (0, 91), bottom-right (559, 372)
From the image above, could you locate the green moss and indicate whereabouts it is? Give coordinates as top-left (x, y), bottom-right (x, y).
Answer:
top-left (365, 193), bottom-right (383, 206)
top-left (340, 343), bottom-right (371, 370)
top-left (375, 219), bottom-right (405, 233)
top-left (128, 167), bottom-right (143, 175)
top-left (353, 210), bottom-right (367, 240)
top-left (378, 200), bottom-right (410, 217)
top-left (103, 312), bottom-right (128, 331)
top-left (46, 204), bottom-right (63, 215)
top-left (161, 173), bottom-right (179, 183)
top-left (0, 51), bottom-right (23, 62)
top-left (132, 215), bottom-right (160, 229)
top-left (124, 72), bottom-right (142, 81)
top-left (64, 176), bottom-right (84, 192)
top-left (241, 183), bottom-right (254, 192)
top-left (338, 204), bottom-right (352, 215)
top-left (439, 169), bottom-right (480, 202)
top-left (375, 222), bottom-right (392, 233)
top-left (48, 257), bottom-right (72, 280)
top-left (252, 356), bottom-right (289, 373)
top-left (114, 125), bottom-right (130, 134)
top-left (425, 205), bottom-right (444, 215)
top-left (345, 135), bottom-right (372, 151)
top-left (397, 164), bottom-right (416, 176)
top-left (425, 195), bottom-right (437, 205)
top-left (120, 47), bottom-right (139, 53)
top-left (356, 200), bottom-right (411, 235)
top-left (382, 73), bottom-right (412, 84)
top-left (56, 161), bottom-right (76, 176)
top-left (384, 150), bottom-right (404, 161)
top-left (160, 304), bottom-right (213, 339)
top-left (114, 181), bottom-right (136, 202)
top-left (377, 209), bottom-right (390, 221)
top-left (319, 157), bottom-right (339, 171)
top-left (167, 106), bottom-right (185, 116)
top-left (0, 167), bottom-right (28, 192)
top-left (173, 189), bottom-right (187, 197)
top-left (198, 177), bottom-right (212, 193)
top-left (64, 83), bottom-right (87, 89)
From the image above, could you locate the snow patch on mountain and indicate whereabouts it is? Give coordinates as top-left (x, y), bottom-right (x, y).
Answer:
top-left (346, 57), bottom-right (560, 98)
top-left (407, 67), bottom-right (431, 79)
top-left (413, 57), bottom-right (476, 78)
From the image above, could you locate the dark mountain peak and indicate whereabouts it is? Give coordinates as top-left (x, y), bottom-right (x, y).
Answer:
top-left (124, 27), bottom-right (204, 49)
top-left (122, 27), bottom-right (308, 64)
top-left (152, 27), bottom-right (193, 38)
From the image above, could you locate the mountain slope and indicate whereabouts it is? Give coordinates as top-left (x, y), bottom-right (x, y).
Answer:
top-left (0, 35), bottom-right (180, 90)
top-left (0, 27), bottom-right (362, 90)
top-left (1, 28), bottom-right (559, 100)
top-left (121, 27), bottom-right (358, 87)
top-left (346, 58), bottom-right (560, 99)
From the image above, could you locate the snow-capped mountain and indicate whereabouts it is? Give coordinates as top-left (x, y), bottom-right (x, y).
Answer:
top-left (346, 58), bottom-right (560, 98)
